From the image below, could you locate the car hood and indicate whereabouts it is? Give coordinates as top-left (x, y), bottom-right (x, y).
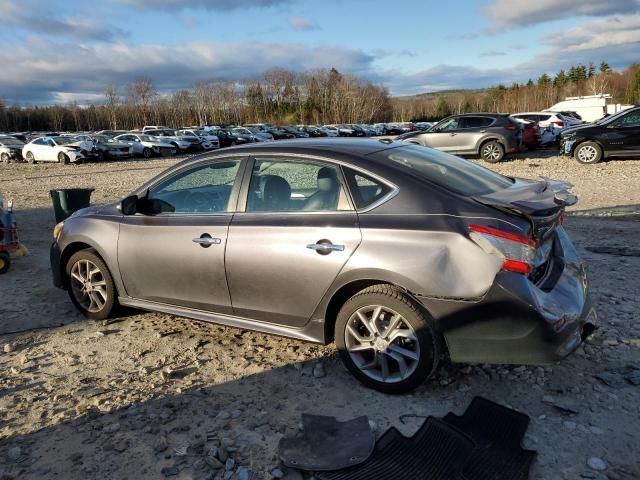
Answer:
top-left (70, 202), bottom-right (120, 219)
top-left (561, 123), bottom-right (597, 136)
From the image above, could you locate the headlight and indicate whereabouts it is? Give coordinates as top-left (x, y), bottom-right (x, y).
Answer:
top-left (53, 221), bottom-right (64, 241)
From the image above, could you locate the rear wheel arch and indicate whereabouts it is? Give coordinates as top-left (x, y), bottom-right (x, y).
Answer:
top-left (323, 279), bottom-right (433, 343)
top-left (478, 137), bottom-right (503, 152)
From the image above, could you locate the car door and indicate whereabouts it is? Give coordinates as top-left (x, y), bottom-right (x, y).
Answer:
top-left (421, 117), bottom-right (462, 152)
top-left (225, 155), bottom-right (362, 327)
top-left (117, 157), bottom-right (246, 312)
top-left (459, 116), bottom-right (494, 152)
top-left (615, 110), bottom-right (640, 153)
top-left (27, 138), bottom-right (47, 160)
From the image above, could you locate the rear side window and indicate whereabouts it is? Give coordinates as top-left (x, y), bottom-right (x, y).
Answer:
top-left (461, 117), bottom-right (494, 128)
top-left (343, 168), bottom-right (392, 209)
top-left (375, 144), bottom-right (513, 196)
top-left (538, 115), bottom-right (551, 121)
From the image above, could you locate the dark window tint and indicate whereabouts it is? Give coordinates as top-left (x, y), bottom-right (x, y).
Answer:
top-left (619, 111), bottom-right (640, 127)
top-left (461, 117), bottom-right (494, 128)
top-left (148, 160), bottom-right (241, 214)
top-left (343, 168), bottom-right (393, 210)
top-left (538, 115), bottom-right (551, 121)
top-left (376, 144), bottom-right (513, 196)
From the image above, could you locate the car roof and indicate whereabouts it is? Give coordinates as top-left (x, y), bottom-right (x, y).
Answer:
top-left (452, 113), bottom-right (509, 117)
top-left (205, 138), bottom-right (397, 157)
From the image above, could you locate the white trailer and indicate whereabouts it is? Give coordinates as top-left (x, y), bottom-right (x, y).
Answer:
top-left (546, 94), bottom-right (634, 123)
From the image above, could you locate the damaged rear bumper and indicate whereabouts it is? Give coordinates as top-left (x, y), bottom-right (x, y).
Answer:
top-left (428, 227), bottom-right (596, 364)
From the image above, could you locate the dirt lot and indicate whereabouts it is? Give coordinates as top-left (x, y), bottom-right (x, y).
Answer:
top-left (1, 149), bottom-right (639, 480)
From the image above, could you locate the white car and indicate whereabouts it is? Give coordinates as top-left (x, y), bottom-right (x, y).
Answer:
top-left (236, 126), bottom-right (274, 142)
top-left (22, 136), bottom-right (86, 164)
top-left (511, 112), bottom-right (581, 141)
top-left (178, 129), bottom-right (220, 150)
top-left (0, 135), bottom-right (25, 163)
top-left (145, 129), bottom-right (202, 152)
top-left (142, 125), bottom-right (171, 132)
top-left (114, 133), bottom-right (176, 158)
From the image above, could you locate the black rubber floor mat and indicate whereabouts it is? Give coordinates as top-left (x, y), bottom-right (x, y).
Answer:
top-left (317, 417), bottom-right (474, 480)
top-left (279, 415), bottom-right (375, 471)
top-left (443, 396), bottom-right (536, 480)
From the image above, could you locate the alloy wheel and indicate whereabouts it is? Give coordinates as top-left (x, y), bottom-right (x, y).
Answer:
top-left (70, 259), bottom-right (108, 313)
top-left (344, 305), bottom-right (420, 383)
top-left (482, 144), bottom-right (502, 161)
top-left (577, 145), bottom-right (598, 163)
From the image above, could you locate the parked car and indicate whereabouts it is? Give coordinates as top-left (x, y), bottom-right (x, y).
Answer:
top-left (243, 127), bottom-right (275, 142)
top-left (0, 135), bottom-right (25, 163)
top-left (511, 111), bottom-right (581, 143)
top-left (22, 136), bottom-right (86, 164)
top-left (265, 127), bottom-right (296, 140)
top-left (145, 129), bottom-right (202, 152)
top-left (398, 113), bottom-right (521, 162)
top-left (230, 127), bottom-right (265, 143)
top-left (142, 126), bottom-right (171, 132)
top-left (513, 120), bottom-right (542, 150)
top-left (371, 124), bottom-right (387, 135)
top-left (50, 139), bottom-right (595, 393)
top-left (560, 106), bottom-right (640, 164)
top-left (178, 129), bottom-right (220, 150)
top-left (208, 128), bottom-right (246, 147)
top-left (297, 126), bottom-right (327, 137)
top-left (321, 126), bottom-right (341, 137)
top-left (74, 134), bottom-right (132, 161)
top-left (280, 126), bottom-right (309, 138)
top-left (114, 133), bottom-right (176, 158)
top-left (327, 125), bottom-right (355, 137)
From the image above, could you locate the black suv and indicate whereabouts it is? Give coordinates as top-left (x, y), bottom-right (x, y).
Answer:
top-left (560, 106), bottom-right (640, 164)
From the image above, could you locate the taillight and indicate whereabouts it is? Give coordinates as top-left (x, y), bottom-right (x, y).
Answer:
top-left (469, 224), bottom-right (537, 275)
top-left (552, 120), bottom-right (564, 127)
top-left (505, 124), bottom-right (518, 131)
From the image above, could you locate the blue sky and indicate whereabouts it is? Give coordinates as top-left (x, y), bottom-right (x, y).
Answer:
top-left (0, 0), bottom-right (638, 104)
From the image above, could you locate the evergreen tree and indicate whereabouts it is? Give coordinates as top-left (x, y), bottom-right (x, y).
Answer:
top-left (599, 61), bottom-right (612, 73)
top-left (553, 70), bottom-right (567, 87)
top-left (537, 73), bottom-right (551, 86)
top-left (526, 78), bottom-right (534, 87)
top-left (587, 62), bottom-right (596, 78)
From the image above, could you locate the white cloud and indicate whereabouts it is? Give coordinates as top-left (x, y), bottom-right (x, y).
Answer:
top-left (288, 16), bottom-right (320, 31)
top-left (545, 14), bottom-right (640, 52)
top-left (0, 0), bottom-right (128, 41)
top-left (484, 0), bottom-right (639, 30)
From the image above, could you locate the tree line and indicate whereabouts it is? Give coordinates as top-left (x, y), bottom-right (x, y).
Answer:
top-left (1, 62), bottom-right (639, 133)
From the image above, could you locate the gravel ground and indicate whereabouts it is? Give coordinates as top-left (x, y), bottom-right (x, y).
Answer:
top-left (1, 149), bottom-right (639, 480)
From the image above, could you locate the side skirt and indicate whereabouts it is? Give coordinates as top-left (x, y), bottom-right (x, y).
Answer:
top-left (118, 296), bottom-right (325, 344)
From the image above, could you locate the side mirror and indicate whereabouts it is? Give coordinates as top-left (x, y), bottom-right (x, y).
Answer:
top-left (120, 195), bottom-right (138, 215)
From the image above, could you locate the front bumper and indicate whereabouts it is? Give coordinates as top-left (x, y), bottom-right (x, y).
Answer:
top-left (434, 227), bottom-right (596, 364)
top-left (559, 136), bottom-right (576, 156)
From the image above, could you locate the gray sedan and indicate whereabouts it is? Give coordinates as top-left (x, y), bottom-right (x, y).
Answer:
top-left (50, 139), bottom-right (596, 393)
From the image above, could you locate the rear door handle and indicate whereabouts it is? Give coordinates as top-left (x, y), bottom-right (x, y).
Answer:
top-left (306, 241), bottom-right (345, 255)
top-left (193, 234), bottom-right (221, 248)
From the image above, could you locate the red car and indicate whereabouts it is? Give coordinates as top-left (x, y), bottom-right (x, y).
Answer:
top-left (520, 121), bottom-right (541, 150)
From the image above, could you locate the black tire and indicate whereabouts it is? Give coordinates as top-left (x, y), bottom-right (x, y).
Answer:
top-left (480, 140), bottom-right (505, 163)
top-left (97, 151), bottom-right (105, 162)
top-left (65, 249), bottom-right (117, 320)
top-left (142, 147), bottom-right (152, 159)
top-left (0, 252), bottom-right (10, 274)
top-left (574, 141), bottom-right (603, 164)
top-left (58, 152), bottom-right (70, 165)
top-left (25, 151), bottom-right (36, 164)
top-left (335, 284), bottom-right (440, 394)
top-left (1, 152), bottom-right (10, 164)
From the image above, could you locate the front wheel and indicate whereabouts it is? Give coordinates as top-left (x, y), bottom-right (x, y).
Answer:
top-left (480, 141), bottom-right (505, 163)
top-left (66, 250), bottom-right (117, 320)
top-left (58, 152), bottom-right (70, 165)
top-left (142, 147), bottom-right (152, 159)
top-left (574, 141), bottom-right (602, 164)
top-left (336, 284), bottom-right (440, 394)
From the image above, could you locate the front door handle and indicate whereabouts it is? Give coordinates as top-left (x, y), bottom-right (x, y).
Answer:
top-left (192, 233), bottom-right (221, 248)
top-left (307, 241), bottom-right (345, 255)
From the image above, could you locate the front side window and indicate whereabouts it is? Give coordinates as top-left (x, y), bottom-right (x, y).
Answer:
top-left (146, 160), bottom-right (241, 214)
top-left (436, 118), bottom-right (459, 131)
top-left (246, 158), bottom-right (352, 212)
top-left (619, 111), bottom-right (640, 127)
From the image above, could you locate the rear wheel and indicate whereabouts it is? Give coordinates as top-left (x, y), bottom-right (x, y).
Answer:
top-left (25, 151), bottom-right (35, 164)
top-left (336, 285), bottom-right (440, 394)
top-left (480, 141), bottom-right (505, 163)
top-left (66, 250), bottom-right (116, 320)
top-left (1, 152), bottom-right (10, 164)
top-left (574, 141), bottom-right (602, 164)
top-left (142, 147), bottom-right (152, 159)
top-left (0, 252), bottom-right (10, 274)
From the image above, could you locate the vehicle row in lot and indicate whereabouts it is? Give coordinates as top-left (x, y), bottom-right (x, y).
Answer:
top-left (50, 139), bottom-right (596, 393)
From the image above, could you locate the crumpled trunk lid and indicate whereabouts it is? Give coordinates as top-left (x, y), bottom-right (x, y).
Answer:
top-left (473, 178), bottom-right (578, 286)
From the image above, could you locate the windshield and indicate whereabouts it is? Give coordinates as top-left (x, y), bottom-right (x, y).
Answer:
top-left (375, 144), bottom-right (513, 196)
top-left (596, 108), bottom-right (638, 125)
top-left (93, 135), bottom-right (113, 143)
top-left (232, 128), bottom-right (248, 135)
top-left (0, 136), bottom-right (24, 146)
top-left (138, 135), bottom-right (154, 142)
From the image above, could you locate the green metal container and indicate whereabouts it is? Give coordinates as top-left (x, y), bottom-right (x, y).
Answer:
top-left (49, 188), bottom-right (94, 223)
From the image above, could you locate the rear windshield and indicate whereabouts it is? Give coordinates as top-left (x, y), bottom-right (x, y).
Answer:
top-left (373, 144), bottom-right (513, 196)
